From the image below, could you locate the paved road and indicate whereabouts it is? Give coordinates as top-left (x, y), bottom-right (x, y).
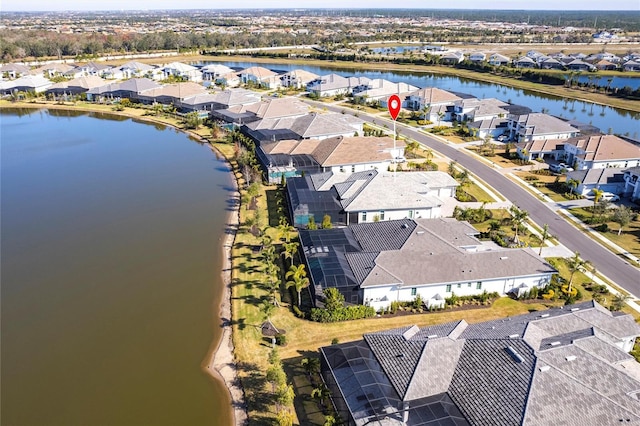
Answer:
top-left (305, 100), bottom-right (640, 296)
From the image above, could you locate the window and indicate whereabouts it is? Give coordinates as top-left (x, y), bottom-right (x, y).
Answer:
top-left (411, 288), bottom-right (417, 296)
top-left (380, 211), bottom-right (385, 220)
top-left (351, 165), bottom-right (356, 173)
top-left (446, 284), bottom-right (452, 292)
top-left (457, 283), bottom-right (461, 288)
top-left (362, 212), bottom-right (367, 222)
top-left (408, 210), bottom-right (414, 219)
top-left (339, 166), bottom-right (345, 172)
top-left (476, 282), bottom-right (482, 290)
top-left (468, 283), bottom-right (472, 288)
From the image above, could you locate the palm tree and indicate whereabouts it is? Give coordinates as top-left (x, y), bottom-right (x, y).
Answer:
top-left (566, 178), bottom-right (580, 194)
top-left (286, 273), bottom-right (310, 307)
top-left (421, 103), bottom-right (432, 122)
top-left (311, 384), bottom-right (331, 409)
top-left (509, 205), bottom-right (529, 244)
top-left (437, 111), bottom-right (445, 126)
top-left (424, 147), bottom-right (434, 163)
top-left (536, 224), bottom-right (551, 256)
top-left (591, 188), bottom-right (604, 212)
top-left (281, 241), bottom-right (299, 267)
top-left (285, 264), bottom-right (307, 281)
top-left (404, 140), bottom-right (420, 158)
top-left (277, 223), bottom-right (295, 243)
top-left (566, 251), bottom-right (592, 294)
top-left (301, 357), bottom-right (320, 379)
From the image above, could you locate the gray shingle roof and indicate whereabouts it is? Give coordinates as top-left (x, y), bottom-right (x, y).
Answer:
top-left (351, 219), bottom-right (416, 251)
top-left (323, 302), bottom-right (640, 426)
top-left (450, 339), bottom-right (536, 426)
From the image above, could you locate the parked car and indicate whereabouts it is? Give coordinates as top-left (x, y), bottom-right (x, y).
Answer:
top-left (600, 192), bottom-right (620, 202)
top-left (549, 163), bottom-right (573, 173)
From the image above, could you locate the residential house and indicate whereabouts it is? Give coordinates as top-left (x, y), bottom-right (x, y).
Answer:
top-left (566, 59), bottom-right (596, 71)
top-left (488, 53), bottom-right (510, 66)
top-left (247, 111), bottom-right (362, 145)
top-left (563, 134), bottom-right (640, 170)
top-left (565, 168), bottom-right (626, 196)
top-left (623, 60), bottom-right (640, 72)
top-left (138, 82), bottom-right (207, 106)
top-left (0, 75), bottom-right (52, 95)
top-left (46, 75), bottom-right (107, 98)
top-left (405, 88), bottom-right (462, 122)
top-left (289, 171), bottom-right (456, 229)
top-left (540, 57), bottom-right (565, 70)
top-left (509, 113), bottom-right (580, 142)
top-left (622, 167), bottom-right (640, 200)
top-left (306, 74), bottom-right (371, 98)
top-left (468, 117), bottom-right (509, 139)
top-left (260, 133), bottom-right (398, 184)
top-left (33, 63), bottom-right (75, 79)
top-left (77, 61), bottom-right (112, 77)
top-left (161, 62), bottom-right (202, 82)
top-left (352, 79), bottom-right (418, 106)
top-left (320, 301), bottom-right (640, 426)
top-left (299, 218), bottom-right (555, 307)
top-left (439, 51), bottom-right (464, 65)
top-left (467, 52), bottom-right (486, 62)
top-left (117, 61), bottom-right (156, 79)
top-left (514, 56), bottom-right (538, 68)
top-left (0, 63), bottom-right (31, 80)
top-left (453, 98), bottom-right (509, 123)
top-left (87, 78), bottom-right (161, 102)
top-left (516, 138), bottom-right (568, 161)
top-left (279, 69), bottom-right (320, 89)
top-left (594, 59), bottom-right (618, 71)
top-left (238, 66), bottom-right (280, 89)
top-left (201, 64), bottom-right (234, 87)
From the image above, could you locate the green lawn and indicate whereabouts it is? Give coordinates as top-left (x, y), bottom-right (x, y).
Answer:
top-left (568, 206), bottom-right (640, 261)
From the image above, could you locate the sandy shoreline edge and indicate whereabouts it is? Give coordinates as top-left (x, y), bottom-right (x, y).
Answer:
top-left (1, 103), bottom-right (248, 426)
top-left (204, 144), bottom-right (248, 426)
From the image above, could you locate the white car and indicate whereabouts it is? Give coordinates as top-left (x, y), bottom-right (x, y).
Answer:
top-left (549, 163), bottom-right (573, 173)
top-left (600, 192), bottom-right (620, 202)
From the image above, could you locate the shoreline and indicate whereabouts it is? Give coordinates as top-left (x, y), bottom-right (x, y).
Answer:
top-left (0, 102), bottom-right (248, 426)
top-left (203, 142), bottom-right (247, 426)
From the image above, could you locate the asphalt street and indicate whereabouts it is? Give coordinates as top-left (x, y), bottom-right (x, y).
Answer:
top-left (305, 100), bottom-right (640, 297)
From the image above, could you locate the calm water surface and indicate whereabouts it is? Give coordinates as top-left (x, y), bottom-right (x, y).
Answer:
top-left (1, 109), bottom-right (233, 426)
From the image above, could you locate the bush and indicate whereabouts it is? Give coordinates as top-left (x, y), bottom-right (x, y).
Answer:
top-left (276, 334), bottom-right (287, 346)
top-left (292, 305), bottom-right (306, 319)
top-left (310, 305), bottom-right (376, 323)
top-left (595, 223), bottom-right (609, 232)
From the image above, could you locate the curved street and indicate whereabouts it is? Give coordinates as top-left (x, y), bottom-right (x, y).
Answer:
top-left (305, 99), bottom-right (640, 297)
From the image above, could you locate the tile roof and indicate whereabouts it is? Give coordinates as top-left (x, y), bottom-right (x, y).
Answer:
top-left (341, 172), bottom-right (455, 212)
top-left (512, 113), bottom-right (579, 136)
top-left (449, 339), bottom-right (536, 426)
top-left (567, 134), bottom-right (640, 162)
top-left (408, 87), bottom-right (462, 105)
top-left (322, 302), bottom-right (640, 426)
top-left (350, 219), bottom-right (417, 251)
top-left (566, 168), bottom-right (625, 186)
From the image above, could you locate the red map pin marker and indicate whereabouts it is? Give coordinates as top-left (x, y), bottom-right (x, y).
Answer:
top-left (388, 94), bottom-right (401, 121)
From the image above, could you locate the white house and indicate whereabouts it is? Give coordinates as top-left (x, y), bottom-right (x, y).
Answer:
top-left (563, 134), bottom-right (640, 170)
top-left (468, 52), bottom-right (486, 62)
top-left (161, 62), bottom-right (202, 82)
top-left (488, 53), bottom-right (510, 66)
top-left (201, 64), bottom-right (234, 87)
top-left (623, 166), bottom-right (640, 200)
top-left (565, 168), bottom-right (626, 196)
top-left (299, 218), bottom-right (556, 308)
top-left (239, 66), bottom-right (280, 89)
top-left (279, 69), bottom-right (319, 89)
top-left (405, 87), bottom-right (462, 121)
top-left (509, 113), bottom-right (580, 142)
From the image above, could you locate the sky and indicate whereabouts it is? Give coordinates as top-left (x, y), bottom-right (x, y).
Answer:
top-left (2, 0), bottom-right (638, 11)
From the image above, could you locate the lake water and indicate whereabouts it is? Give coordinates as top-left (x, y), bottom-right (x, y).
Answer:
top-left (1, 109), bottom-right (233, 426)
top-left (202, 60), bottom-right (640, 138)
